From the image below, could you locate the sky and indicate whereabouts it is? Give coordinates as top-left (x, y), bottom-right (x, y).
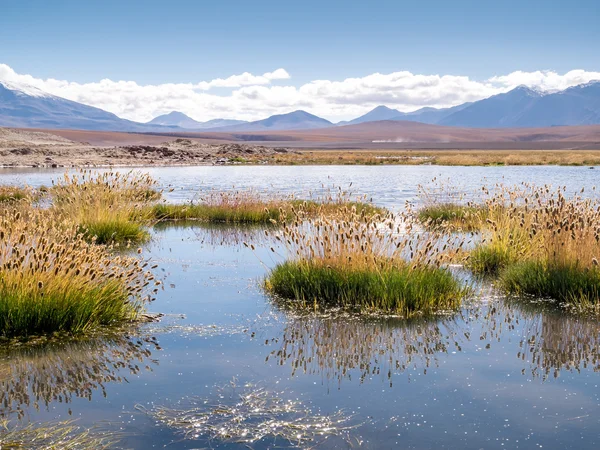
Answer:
top-left (1, 0), bottom-right (599, 122)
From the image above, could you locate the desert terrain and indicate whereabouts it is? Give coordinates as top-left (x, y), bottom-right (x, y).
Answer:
top-left (2, 121), bottom-right (600, 168)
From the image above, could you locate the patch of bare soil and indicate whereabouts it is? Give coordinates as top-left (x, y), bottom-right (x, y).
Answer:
top-left (0, 130), bottom-right (295, 168)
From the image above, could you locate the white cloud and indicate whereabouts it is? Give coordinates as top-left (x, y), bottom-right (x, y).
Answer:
top-left (1, 63), bottom-right (599, 123)
top-left (488, 69), bottom-right (600, 92)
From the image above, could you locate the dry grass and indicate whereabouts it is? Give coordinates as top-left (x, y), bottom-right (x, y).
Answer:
top-left (237, 149), bottom-right (600, 166)
top-left (463, 184), bottom-right (600, 309)
top-left (50, 169), bottom-right (160, 244)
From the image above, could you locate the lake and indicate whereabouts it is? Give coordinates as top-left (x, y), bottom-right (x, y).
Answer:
top-left (1, 165), bottom-right (599, 449)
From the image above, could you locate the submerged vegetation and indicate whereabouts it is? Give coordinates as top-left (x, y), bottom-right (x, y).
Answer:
top-left (264, 205), bottom-right (468, 316)
top-left (0, 419), bottom-right (117, 449)
top-left (142, 380), bottom-right (358, 447)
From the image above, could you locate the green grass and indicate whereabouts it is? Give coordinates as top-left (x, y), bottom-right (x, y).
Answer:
top-left (79, 219), bottom-right (150, 245)
top-left (266, 260), bottom-right (467, 317)
top-left (0, 186), bottom-right (31, 203)
top-left (0, 278), bottom-right (139, 338)
top-left (150, 200), bottom-right (385, 224)
top-left (500, 261), bottom-right (600, 311)
top-left (150, 203), bottom-right (284, 223)
top-left (467, 243), bottom-right (517, 275)
top-left (418, 203), bottom-right (485, 230)
top-left (0, 208), bottom-right (153, 338)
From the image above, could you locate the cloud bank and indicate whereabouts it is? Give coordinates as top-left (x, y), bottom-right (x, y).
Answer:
top-left (1, 63), bottom-right (599, 123)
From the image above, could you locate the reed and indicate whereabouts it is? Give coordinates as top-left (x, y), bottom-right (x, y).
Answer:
top-left (264, 206), bottom-right (468, 316)
top-left (500, 261), bottom-right (600, 312)
top-left (0, 186), bottom-right (31, 203)
top-left (0, 208), bottom-right (155, 337)
top-left (465, 184), bottom-right (600, 307)
top-left (50, 170), bottom-right (159, 244)
top-left (418, 203), bottom-right (486, 231)
top-left (150, 189), bottom-right (384, 224)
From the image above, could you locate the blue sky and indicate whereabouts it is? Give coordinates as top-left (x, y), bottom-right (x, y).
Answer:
top-left (1, 0), bottom-right (599, 122)
top-left (2, 0), bottom-right (598, 84)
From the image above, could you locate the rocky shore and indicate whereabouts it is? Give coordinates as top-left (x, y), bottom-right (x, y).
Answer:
top-left (0, 128), bottom-right (294, 168)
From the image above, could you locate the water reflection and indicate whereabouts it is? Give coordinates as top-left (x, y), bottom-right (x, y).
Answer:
top-left (266, 313), bottom-right (463, 388)
top-left (481, 299), bottom-right (600, 380)
top-left (153, 221), bottom-right (273, 248)
top-left (0, 332), bottom-right (160, 417)
top-left (267, 297), bottom-right (600, 387)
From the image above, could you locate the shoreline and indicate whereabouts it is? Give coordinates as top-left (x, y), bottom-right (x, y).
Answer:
top-left (2, 128), bottom-right (600, 168)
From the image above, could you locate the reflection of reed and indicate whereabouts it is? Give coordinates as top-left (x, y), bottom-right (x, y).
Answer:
top-left (269, 297), bottom-right (600, 386)
top-left (519, 311), bottom-right (600, 379)
top-left (479, 299), bottom-right (600, 380)
top-left (0, 332), bottom-right (159, 417)
top-left (153, 222), bottom-right (273, 248)
top-left (266, 314), bottom-right (462, 387)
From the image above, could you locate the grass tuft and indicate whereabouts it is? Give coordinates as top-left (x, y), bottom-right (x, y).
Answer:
top-left (263, 205), bottom-right (468, 316)
top-left (418, 203), bottom-right (486, 231)
top-left (0, 209), bottom-right (154, 338)
top-left (500, 261), bottom-right (600, 312)
top-left (267, 260), bottom-right (465, 316)
top-left (150, 189), bottom-right (385, 224)
top-left (50, 169), bottom-right (158, 245)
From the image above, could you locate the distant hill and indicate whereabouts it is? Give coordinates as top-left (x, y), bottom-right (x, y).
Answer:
top-left (0, 80), bottom-right (153, 131)
top-left (147, 111), bottom-right (247, 130)
top-left (338, 82), bottom-right (600, 128)
top-left (439, 82), bottom-right (600, 127)
top-left (212, 110), bottom-right (333, 131)
top-left (339, 105), bottom-right (402, 125)
top-left (2, 78), bottom-right (600, 133)
top-left (400, 103), bottom-right (473, 124)
top-left (341, 103), bottom-right (472, 126)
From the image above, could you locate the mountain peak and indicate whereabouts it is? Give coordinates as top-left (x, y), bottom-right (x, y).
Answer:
top-left (343, 105), bottom-right (403, 125)
top-left (510, 85), bottom-right (544, 96)
top-left (0, 80), bottom-right (55, 99)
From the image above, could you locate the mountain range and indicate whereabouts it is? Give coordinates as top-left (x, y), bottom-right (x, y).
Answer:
top-left (1, 79), bottom-right (600, 133)
top-left (146, 111), bottom-right (247, 129)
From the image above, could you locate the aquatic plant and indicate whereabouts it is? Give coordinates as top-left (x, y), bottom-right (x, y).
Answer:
top-left (0, 186), bottom-right (33, 204)
top-left (418, 203), bottom-right (487, 231)
top-left (264, 205), bottom-right (468, 316)
top-left (465, 184), bottom-right (600, 308)
top-left (50, 169), bottom-right (159, 244)
top-left (142, 380), bottom-right (359, 447)
top-left (150, 188), bottom-right (384, 224)
top-left (0, 419), bottom-right (118, 449)
top-left (0, 208), bottom-right (156, 337)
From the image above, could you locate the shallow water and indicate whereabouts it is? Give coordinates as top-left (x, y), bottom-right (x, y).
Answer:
top-left (1, 166), bottom-right (600, 449)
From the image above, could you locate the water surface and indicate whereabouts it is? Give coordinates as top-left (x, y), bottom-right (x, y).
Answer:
top-left (1, 166), bottom-right (599, 449)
